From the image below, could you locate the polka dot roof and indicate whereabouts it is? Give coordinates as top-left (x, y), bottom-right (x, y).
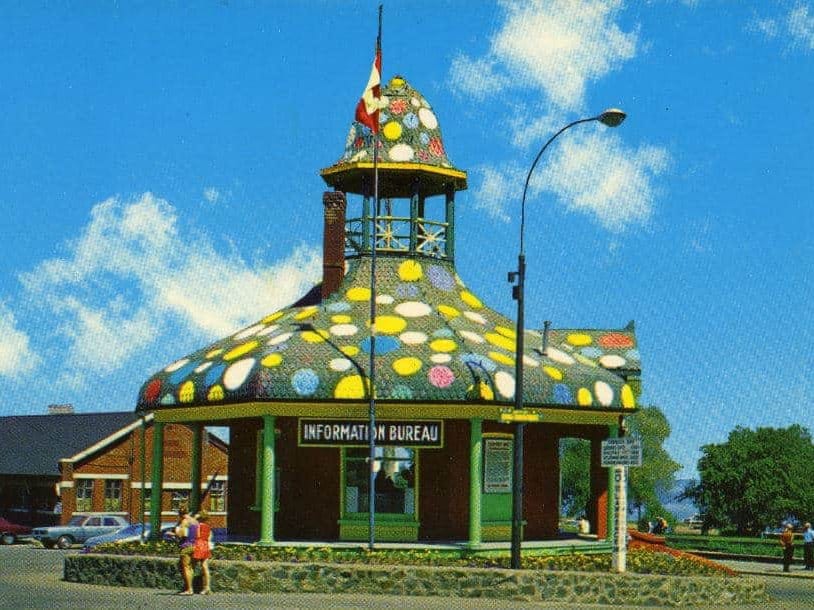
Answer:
top-left (335, 76), bottom-right (457, 169)
top-left (137, 257), bottom-right (638, 411)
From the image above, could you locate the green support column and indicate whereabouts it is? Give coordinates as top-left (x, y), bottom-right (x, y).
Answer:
top-left (606, 424), bottom-right (619, 545)
top-left (189, 424), bottom-right (203, 513)
top-left (468, 418), bottom-right (483, 547)
top-left (149, 422), bottom-right (164, 541)
top-left (409, 182), bottom-right (419, 252)
top-left (445, 184), bottom-right (455, 259)
top-left (258, 415), bottom-right (276, 545)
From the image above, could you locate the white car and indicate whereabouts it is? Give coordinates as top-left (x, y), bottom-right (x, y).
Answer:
top-left (32, 514), bottom-right (129, 549)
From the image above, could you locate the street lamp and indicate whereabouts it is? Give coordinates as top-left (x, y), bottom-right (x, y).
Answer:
top-left (507, 108), bottom-right (626, 569)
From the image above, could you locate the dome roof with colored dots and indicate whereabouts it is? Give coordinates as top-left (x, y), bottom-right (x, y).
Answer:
top-left (321, 76), bottom-right (467, 198)
top-left (137, 256), bottom-right (638, 413)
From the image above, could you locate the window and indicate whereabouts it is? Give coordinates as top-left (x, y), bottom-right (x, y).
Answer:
top-left (209, 481), bottom-right (227, 512)
top-left (85, 517), bottom-right (101, 526)
top-left (171, 491), bottom-right (190, 512)
top-left (344, 447), bottom-right (415, 515)
top-left (75, 480), bottom-right (93, 512)
top-left (103, 517), bottom-right (120, 526)
top-left (103, 480), bottom-right (122, 511)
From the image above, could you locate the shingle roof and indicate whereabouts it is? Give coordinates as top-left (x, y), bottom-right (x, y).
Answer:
top-left (137, 257), bottom-right (638, 412)
top-left (0, 412), bottom-right (139, 476)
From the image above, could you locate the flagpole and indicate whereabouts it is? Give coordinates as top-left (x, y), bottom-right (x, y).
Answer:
top-left (368, 3), bottom-right (383, 552)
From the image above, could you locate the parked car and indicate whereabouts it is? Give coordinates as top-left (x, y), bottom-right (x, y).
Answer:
top-left (32, 514), bottom-right (129, 549)
top-left (83, 522), bottom-right (176, 551)
top-left (0, 517), bottom-right (32, 545)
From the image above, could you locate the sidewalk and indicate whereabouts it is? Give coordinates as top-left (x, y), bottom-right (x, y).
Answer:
top-left (716, 559), bottom-right (814, 579)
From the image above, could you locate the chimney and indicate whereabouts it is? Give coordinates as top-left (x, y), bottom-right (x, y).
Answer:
top-left (322, 191), bottom-right (347, 299)
top-left (48, 403), bottom-right (74, 415)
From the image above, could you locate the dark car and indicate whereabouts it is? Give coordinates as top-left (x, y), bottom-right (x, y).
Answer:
top-left (0, 517), bottom-right (32, 545)
top-left (32, 514), bottom-right (129, 549)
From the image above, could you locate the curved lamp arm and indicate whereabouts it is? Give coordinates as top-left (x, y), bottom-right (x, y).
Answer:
top-left (519, 109), bottom-right (626, 255)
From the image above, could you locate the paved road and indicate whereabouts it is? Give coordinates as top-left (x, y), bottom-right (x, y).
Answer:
top-left (2, 545), bottom-right (814, 609)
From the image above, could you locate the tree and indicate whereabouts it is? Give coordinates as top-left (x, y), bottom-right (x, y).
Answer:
top-left (559, 438), bottom-right (591, 517)
top-left (685, 425), bottom-right (814, 535)
top-left (627, 406), bottom-right (682, 524)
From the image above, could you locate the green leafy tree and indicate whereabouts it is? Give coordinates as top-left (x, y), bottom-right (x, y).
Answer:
top-left (560, 438), bottom-right (591, 517)
top-left (685, 425), bottom-right (814, 535)
top-left (627, 406), bottom-right (682, 525)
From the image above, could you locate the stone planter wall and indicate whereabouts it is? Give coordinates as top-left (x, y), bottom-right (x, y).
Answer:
top-left (64, 554), bottom-right (768, 607)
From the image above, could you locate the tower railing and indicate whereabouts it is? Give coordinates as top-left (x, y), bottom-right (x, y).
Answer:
top-left (344, 215), bottom-right (449, 259)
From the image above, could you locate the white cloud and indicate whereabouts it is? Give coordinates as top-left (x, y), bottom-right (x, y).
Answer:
top-left (449, 54), bottom-right (509, 99)
top-left (452, 0), bottom-right (637, 110)
top-left (470, 164), bottom-right (525, 222)
top-left (472, 133), bottom-right (669, 232)
top-left (21, 193), bottom-right (322, 376)
top-left (788, 4), bottom-right (814, 49)
top-left (747, 17), bottom-right (780, 39)
top-left (449, 0), bottom-right (667, 234)
top-left (0, 302), bottom-right (40, 378)
top-left (203, 187), bottom-right (221, 204)
top-left (748, 4), bottom-right (814, 50)
top-left (538, 132), bottom-right (669, 232)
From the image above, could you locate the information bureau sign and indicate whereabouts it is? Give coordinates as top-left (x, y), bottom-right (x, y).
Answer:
top-left (299, 419), bottom-right (443, 448)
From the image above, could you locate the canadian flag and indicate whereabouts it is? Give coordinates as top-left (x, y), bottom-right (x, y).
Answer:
top-left (355, 48), bottom-right (382, 133)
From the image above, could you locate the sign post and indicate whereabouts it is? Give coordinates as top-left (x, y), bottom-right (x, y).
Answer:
top-left (601, 437), bottom-right (642, 574)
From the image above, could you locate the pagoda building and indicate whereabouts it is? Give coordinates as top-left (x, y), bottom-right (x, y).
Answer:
top-left (137, 75), bottom-right (640, 545)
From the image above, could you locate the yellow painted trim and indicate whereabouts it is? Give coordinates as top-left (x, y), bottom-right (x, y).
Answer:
top-left (320, 162), bottom-right (467, 181)
top-left (149, 402), bottom-right (631, 426)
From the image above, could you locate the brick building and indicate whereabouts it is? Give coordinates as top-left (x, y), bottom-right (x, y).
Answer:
top-left (0, 410), bottom-right (228, 529)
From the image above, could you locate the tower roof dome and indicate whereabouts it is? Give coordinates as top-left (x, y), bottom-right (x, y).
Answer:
top-left (321, 76), bottom-right (467, 198)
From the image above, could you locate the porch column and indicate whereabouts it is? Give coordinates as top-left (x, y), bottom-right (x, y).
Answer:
top-left (189, 424), bottom-right (203, 513)
top-left (148, 422), bottom-right (164, 541)
top-left (445, 183), bottom-right (455, 259)
top-left (258, 415), bottom-right (276, 545)
top-left (606, 424), bottom-right (619, 545)
top-left (468, 418), bottom-right (482, 547)
top-left (589, 434), bottom-right (610, 539)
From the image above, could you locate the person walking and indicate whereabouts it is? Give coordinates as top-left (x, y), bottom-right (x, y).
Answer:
top-left (192, 511), bottom-right (213, 594)
top-left (780, 523), bottom-right (795, 573)
top-left (174, 508), bottom-right (198, 595)
top-left (803, 522), bottom-right (814, 571)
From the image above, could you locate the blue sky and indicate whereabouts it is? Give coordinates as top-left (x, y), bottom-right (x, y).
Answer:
top-left (1, 1), bottom-right (812, 478)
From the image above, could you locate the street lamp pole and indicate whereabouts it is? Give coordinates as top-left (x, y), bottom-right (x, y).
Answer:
top-left (508, 109), bottom-right (626, 569)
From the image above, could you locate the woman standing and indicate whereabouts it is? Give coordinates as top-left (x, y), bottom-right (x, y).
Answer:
top-left (192, 511), bottom-right (213, 594)
top-left (780, 523), bottom-right (795, 573)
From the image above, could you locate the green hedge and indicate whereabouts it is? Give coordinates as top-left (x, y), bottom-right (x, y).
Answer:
top-left (666, 534), bottom-right (797, 558)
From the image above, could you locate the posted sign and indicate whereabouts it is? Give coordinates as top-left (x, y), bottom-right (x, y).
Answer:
top-left (601, 437), bottom-right (642, 467)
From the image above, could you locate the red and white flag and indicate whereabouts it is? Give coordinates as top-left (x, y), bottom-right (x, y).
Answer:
top-left (355, 48), bottom-right (381, 133)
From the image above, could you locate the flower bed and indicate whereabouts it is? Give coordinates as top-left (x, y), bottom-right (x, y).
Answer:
top-left (92, 538), bottom-right (735, 577)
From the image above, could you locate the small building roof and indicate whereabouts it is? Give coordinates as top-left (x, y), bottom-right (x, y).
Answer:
top-left (0, 411), bottom-right (139, 476)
